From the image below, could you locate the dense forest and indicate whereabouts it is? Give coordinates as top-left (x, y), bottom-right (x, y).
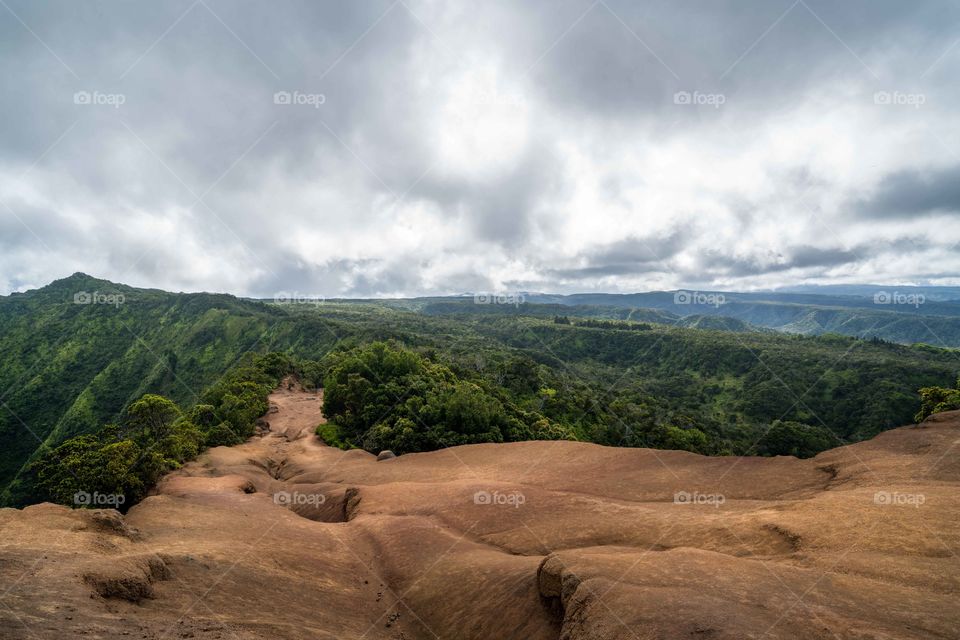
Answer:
top-left (3, 273), bottom-right (959, 508)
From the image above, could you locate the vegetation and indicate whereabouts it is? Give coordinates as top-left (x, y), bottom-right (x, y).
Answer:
top-left (321, 342), bottom-right (571, 453)
top-left (3, 275), bottom-right (959, 508)
top-left (515, 292), bottom-right (960, 347)
top-left (22, 353), bottom-right (299, 510)
top-left (915, 377), bottom-right (960, 422)
top-left (0, 273), bottom-right (338, 505)
top-left (27, 396), bottom-right (198, 509)
top-left (754, 421), bottom-right (838, 457)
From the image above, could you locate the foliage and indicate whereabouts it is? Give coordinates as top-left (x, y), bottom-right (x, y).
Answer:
top-left (21, 352), bottom-right (299, 510)
top-left (27, 419), bottom-right (184, 510)
top-left (915, 378), bottom-right (960, 422)
top-left (754, 421), bottom-right (838, 458)
top-left (0, 273), bottom-right (308, 502)
top-left (315, 423), bottom-right (353, 449)
top-left (123, 394), bottom-right (181, 440)
top-left (5, 275), bottom-right (960, 507)
top-left (571, 318), bottom-right (653, 331)
top-left (321, 342), bottom-right (572, 454)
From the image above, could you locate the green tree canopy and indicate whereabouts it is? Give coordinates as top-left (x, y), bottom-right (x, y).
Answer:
top-left (124, 394), bottom-right (181, 441)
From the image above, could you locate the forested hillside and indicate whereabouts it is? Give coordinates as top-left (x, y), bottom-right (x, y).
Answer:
top-left (330, 290), bottom-right (960, 346)
top-left (519, 291), bottom-right (960, 346)
top-left (0, 274), bottom-right (338, 503)
top-left (2, 274), bottom-right (958, 507)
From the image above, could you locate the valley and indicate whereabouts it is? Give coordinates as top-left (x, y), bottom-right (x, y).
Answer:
top-left (4, 275), bottom-right (959, 507)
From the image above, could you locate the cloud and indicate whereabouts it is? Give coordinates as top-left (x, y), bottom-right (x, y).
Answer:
top-left (1, 0), bottom-right (959, 296)
top-left (856, 165), bottom-right (960, 219)
top-left (693, 245), bottom-right (862, 278)
top-left (545, 232), bottom-right (685, 280)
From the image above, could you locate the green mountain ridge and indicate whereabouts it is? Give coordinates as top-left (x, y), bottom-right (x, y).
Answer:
top-left (3, 275), bottom-right (959, 506)
top-left (0, 275), bottom-right (298, 502)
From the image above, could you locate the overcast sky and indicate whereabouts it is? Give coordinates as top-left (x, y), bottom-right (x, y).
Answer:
top-left (2, 0), bottom-right (959, 297)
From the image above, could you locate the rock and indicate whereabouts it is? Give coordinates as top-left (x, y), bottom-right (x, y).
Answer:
top-left (343, 487), bottom-right (362, 521)
top-left (376, 450), bottom-right (396, 461)
top-left (81, 554), bottom-right (170, 603)
top-left (84, 509), bottom-right (141, 540)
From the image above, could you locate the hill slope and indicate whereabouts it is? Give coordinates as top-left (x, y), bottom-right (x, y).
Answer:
top-left (0, 274), bottom-right (338, 500)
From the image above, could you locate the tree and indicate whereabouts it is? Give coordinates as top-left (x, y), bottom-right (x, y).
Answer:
top-left (125, 394), bottom-right (181, 441)
top-left (915, 382), bottom-right (960, 422)
top-left (158, 421), bottom-right (205, 462)
top-left (660, 425), bottom-right (709, 453)
top-left (219, 385), bottom-right (268, 436)
top-left (205, 422), bottom-right (241, 447)
top-left (186, 404), bottom-right (219, 429)
top-left (756, 421), bottom-right (836, 458)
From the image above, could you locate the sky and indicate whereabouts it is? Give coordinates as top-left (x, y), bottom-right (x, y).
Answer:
top-left (1, 0), bottom-right (959, 297)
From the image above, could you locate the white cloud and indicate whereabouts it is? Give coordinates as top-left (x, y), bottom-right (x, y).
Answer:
top-left (2, 0), bottom-right (960, 296)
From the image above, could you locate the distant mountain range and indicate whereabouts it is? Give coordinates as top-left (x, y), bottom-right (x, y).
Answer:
top-left (772, 283), bottom-right (960, 301)
top-left (348, 287), bottom-right (960, 347)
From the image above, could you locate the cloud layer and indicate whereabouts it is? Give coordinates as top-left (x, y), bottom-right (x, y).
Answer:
top-left (2, 0), bottom-right (959, 296)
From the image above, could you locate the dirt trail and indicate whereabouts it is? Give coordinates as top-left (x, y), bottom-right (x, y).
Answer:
top-left (1, 387), bottom-right (959, 639)
top-left (261, 377), bottom-right (328, 442)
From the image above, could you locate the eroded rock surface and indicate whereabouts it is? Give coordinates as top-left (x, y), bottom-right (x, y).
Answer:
top-left (1, 386), bottom-right (958, 639)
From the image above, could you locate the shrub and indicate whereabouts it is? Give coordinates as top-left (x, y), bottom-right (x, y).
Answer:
top-left (915, 380), bottom-right (960, 422)
top-left (755, 421), bottom-right (837, 458)
top-left (205, 422), bottom-right (242, 447)
top-left (315, 423), bottom-right (353, 449)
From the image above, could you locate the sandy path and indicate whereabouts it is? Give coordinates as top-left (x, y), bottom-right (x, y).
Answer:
top-left (261, 378), bottom-right (328, 441)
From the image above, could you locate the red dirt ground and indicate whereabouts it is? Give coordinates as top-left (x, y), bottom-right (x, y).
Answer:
top-left (1, 382), bottom-right (958, 639)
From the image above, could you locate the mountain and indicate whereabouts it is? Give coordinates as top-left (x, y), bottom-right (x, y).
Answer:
top-left (328, 287), bottom-right (960, 345)
top-left (775, 283), bottom-right (960, 301)
top-left (507, 290), bottom-right (960, 346)
top-left (0, 274), bottom-right (340, 503)
top-left (3, 275), bottom-right (959, 507)
top-left (675, 314), bottom-right (762, 332)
